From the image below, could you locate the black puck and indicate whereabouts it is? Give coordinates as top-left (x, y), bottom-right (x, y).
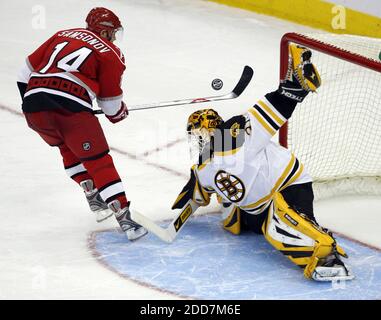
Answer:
top-left (211, 78), bottom-right (223, 90)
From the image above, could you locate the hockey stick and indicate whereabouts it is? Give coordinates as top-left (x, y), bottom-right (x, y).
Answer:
top-left (93, 65), bottom-right (253, 114)
top-left (131, 200), bottom-right (200, 243)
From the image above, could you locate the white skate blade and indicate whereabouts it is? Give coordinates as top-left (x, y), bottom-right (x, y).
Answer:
top-left (95, 209), bottom-right (114, 223)
top-left (312, 265), bottom-right (355, 282)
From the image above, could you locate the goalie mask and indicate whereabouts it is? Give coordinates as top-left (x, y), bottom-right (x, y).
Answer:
top-left (186, 109), bottom-right (223, 163)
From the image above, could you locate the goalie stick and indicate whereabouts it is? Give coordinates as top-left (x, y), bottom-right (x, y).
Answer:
top-left (131, 200), bottom-right (200, 243)
top-left (93, 65), bottom-right (253, 114)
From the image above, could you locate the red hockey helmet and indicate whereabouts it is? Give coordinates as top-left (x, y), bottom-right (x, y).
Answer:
top-left (86, 7), bottom-right (122, 35)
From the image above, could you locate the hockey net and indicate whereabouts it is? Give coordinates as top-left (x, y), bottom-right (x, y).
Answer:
top-left (279, 33), bottom-right (381, 200)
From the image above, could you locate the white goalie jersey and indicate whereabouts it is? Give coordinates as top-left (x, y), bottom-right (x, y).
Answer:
top-left (194, 93), bottom-right (312, 215)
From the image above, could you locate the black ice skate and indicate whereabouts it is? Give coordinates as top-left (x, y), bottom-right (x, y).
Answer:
top-left (80, 179), bottom-right (114, 223)
top-left (109, 200), bottom-right (148, 241)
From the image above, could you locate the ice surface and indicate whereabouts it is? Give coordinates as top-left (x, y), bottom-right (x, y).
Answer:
top-left (93, 215), bottom-right (381, 300)
top-left (0, 0), bottom-right (380, 299)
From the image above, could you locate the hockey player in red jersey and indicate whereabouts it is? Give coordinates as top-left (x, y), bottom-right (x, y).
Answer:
top-left (17, 7), bottom-right (147, 241)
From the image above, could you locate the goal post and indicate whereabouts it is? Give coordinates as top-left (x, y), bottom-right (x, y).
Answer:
top-left (279, 32), bottom-right (381, 199)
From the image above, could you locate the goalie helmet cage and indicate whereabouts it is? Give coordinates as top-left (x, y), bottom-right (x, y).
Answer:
top-left (279, 32), bottom-right (381, 199)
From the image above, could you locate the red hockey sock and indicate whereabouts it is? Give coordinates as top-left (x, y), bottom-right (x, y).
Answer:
top-left (82, 154), bottom-right (128, 208)
top-left (59, 144), bottom-right (92, 185)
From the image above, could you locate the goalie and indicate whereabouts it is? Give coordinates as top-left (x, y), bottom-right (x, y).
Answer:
top-left (172, 45), bottom-right (354, 282)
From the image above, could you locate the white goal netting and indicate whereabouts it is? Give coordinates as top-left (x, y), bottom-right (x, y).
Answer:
top-left (282, 33), bottom-right (381, 199)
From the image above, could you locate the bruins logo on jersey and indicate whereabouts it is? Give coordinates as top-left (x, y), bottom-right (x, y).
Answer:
top-left (230, 122), bottom-right (241, 138)
top-left (214, 170), bottom-right (245, 202)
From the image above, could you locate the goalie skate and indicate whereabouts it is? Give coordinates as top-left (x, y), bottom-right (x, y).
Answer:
top-left (312, 253), bottom-right (354, 282)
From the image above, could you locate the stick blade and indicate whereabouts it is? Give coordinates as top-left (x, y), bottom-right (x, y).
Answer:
top-left (231, 65), bottom-right (254, 97)
top-left (131, 210), bottom-right (174, 243)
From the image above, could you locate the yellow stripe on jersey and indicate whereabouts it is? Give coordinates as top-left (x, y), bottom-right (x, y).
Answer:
top-left (248, 108), bottom-right (276, 136)
top-left (197, 158), bottom-right (211, 171)
top-left (258, 100), bottom-right (286, 128)
top-left (242, 155), bottom-right (297, 210)
top-left (280, 162), bottom-right (304, 192)
top-left (214, 148), bottom-right (241, 157)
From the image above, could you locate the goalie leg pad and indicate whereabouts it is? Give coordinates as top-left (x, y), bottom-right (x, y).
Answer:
top-left (262, 192), bottom-right (347, 279)
top-left (221, 203), bottom-right (241, 235)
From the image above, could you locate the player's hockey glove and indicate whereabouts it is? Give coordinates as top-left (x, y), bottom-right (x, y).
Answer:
top-left (279, 45), bottom-right (321, 102)
top-left (106, 101), bottom-right (128, 123)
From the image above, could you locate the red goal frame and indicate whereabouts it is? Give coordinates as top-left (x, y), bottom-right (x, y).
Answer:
top-left (278, 32), bottom-right (381, 148)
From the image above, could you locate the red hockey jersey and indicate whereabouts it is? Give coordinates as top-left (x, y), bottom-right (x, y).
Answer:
top-left (20, 28), bottom-right (126, 115)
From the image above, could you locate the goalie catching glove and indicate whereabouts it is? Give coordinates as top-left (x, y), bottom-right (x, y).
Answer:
top-left (279, 44), bottom-right (321, 102)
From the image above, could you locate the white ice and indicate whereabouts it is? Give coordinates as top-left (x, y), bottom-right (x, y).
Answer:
top-left (0, 0), bottom-right (380, 299)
